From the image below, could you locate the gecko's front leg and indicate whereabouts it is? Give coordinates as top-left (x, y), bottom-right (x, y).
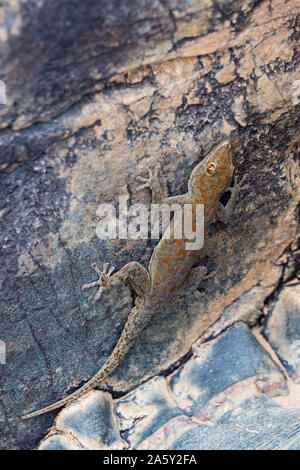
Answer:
top-left (217, 174), bottom-right (250, 224)
top-left (82, 261), bottom-right (151, 301)
top-left (137, 166), bottom-right (164, 203)
top-left (137, 166), bottom-right (188, 206)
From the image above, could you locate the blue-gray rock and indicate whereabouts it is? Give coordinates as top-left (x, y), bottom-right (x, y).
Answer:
top-left (263, 282), bottom-right (300, 383)
top-left (52, 390), bottom-right (124, 450)
top-left (35, 321), bottom-right (300, 450)
top-left (38, 434), bottom-right (83, 450)
top-left (116, 376), bottom-right (183, 449)
top-left (169, 322), bottom-right (287, 416)
top-left (167, 395), bottom-right (300, 450)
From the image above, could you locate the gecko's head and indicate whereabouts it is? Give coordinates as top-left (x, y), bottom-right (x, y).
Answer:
top-left (189, 140), bottom-right (234, 203)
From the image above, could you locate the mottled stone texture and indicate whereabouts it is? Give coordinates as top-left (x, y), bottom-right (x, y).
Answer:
top-left (38, 323), bottom-right (300, 450)
top-left (264, 282), bottom-right (300, 383)
top-left (52, 390), bottom-right (123, 450)
top-left (164, 397), bottom-right (300, 450)
top-left (0, 0), bottom-right (299, 450)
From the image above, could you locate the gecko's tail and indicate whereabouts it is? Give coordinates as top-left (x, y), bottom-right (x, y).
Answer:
top-left (22, 304), bottom-right (152, 420)
top-left (21, 378), bottom-right (95, 420)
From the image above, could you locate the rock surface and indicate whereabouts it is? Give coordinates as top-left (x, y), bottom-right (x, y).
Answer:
top-left (161, 396), bottom-right (300, 450)
top-left (169, 322), bottom-right (287, 416)
top-left (54, 390), bottom-right (123, 450)
top-left (0, 0), bottom-right (299, 449)
top-left (264, 282), bottom-right (300, 383)
top-left (37, 322), bottom-right (300, 450)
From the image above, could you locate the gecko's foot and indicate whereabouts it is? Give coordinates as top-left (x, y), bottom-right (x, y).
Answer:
top-left (192, 270), bottom-right (216, 298)
top-left (193, 290), bottom-right (202, 299)
top-left (137, 166), bottom-right (160, 191)
top-left (229, 173), bottom-right (250, 194)
top-left (202, 270), bottom-right (216, 281)
top-left (82, 262), bottom-right (115, 302)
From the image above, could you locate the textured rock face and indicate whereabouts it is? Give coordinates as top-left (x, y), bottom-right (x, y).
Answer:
top-left (264, 282), bottom-right (300, 383)
top-left (37, 323), bottom-right (300, 450)
top-left (0, 0), bottom-right (299, 449)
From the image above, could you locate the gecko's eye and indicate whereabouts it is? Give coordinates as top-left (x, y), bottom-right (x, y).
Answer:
top-left (206, 162), bottom-right (216, 175)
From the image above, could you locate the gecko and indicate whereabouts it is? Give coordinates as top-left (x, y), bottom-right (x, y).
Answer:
top-left (22, 139), bottom-right (248, 420)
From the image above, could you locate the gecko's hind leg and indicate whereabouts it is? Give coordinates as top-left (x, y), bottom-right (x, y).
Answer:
top-left (176, 266), bottom-right (216, 298)
top-left (82, 262), bottom-right (115, 301)
top-left (82, 261), bottom-right (151, 301)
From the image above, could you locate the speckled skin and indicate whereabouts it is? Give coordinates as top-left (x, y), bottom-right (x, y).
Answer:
top-left (22, 140), bottom-right (248, 420)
